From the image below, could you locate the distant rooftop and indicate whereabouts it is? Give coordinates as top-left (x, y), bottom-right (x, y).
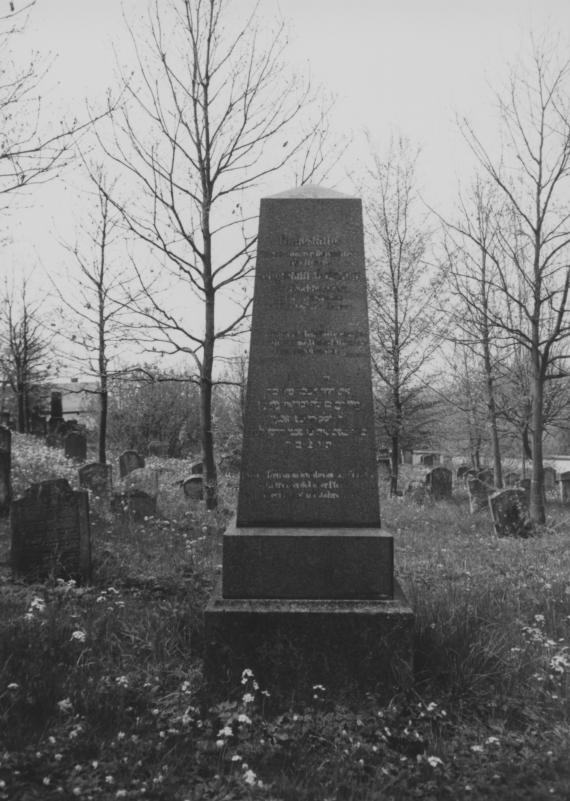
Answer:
top-left (266, 184), bottom-right (354, 199)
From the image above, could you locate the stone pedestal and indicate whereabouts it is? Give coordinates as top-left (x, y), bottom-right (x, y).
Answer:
top-left (205, 579), bottom-right (414, 698)
top-left (222, 519), bottom-right (393, 599)
top-left (205, 186), bottom-right (413, 696)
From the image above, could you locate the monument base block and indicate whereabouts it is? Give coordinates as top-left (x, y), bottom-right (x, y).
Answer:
top-left (204, 579), bottom-right (414, 699)
top-left (223, 519), bottom-right (393, 599)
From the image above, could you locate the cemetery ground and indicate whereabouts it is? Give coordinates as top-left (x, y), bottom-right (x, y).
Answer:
top-left (0, 437), bottom-right (569, 800)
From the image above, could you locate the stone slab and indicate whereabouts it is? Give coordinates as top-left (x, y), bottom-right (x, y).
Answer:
top-left (237, 192), bottom-right (380, 528)
top-left (11, 479), bottom-right (91, 582)
top-left (223, 519), bottom-right (393, 599)
top-left (205, 578), bottom-right (414, 699)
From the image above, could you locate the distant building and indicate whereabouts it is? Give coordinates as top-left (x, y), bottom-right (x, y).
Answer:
top-left (402, 449), bottom-right (450, 468)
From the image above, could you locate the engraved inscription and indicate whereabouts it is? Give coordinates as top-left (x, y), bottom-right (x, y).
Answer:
top-left (258, 468), bottom-right (375, 502)
top-left (257, 234), bottom-right (361, 310)
top-left (269, 329), bottom-right (368, 357)
top-left (256, 385), bottom-right (369, 450)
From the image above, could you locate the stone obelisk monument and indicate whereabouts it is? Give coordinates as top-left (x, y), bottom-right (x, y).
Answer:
top-left (205, 185), bottom-right (413, 695)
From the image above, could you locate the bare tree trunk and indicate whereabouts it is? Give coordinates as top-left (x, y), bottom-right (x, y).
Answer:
top-left (99, 381), bottom-right (108, 463)
top-left (530, 364), bottom-right (545, 523)
top-left (202, 285), bottom-right (218, 510)
top-left (483, 348), bottom-right (502, 487)
top-left (17, 382), bottom-right (26, 433)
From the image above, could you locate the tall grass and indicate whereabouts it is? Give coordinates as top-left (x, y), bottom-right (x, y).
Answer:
top-left (0, 437), bottom-right (569, 799)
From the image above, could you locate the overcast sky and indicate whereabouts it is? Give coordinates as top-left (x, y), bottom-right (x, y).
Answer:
top-left (5, 0), bottom-right (570, 307)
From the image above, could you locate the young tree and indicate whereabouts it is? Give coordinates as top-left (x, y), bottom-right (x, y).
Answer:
top-left (443, 178), bottom-right (507, 487)
top-left (99, 0), bottom-right (339, 508)
top-left (52, 166), bottom-right (139, 463)
top-left (365, 136), bottom-right (440, 494)
top-left (461, 44), bottom-right (570, 523)
top-left (0, 279), bottom-right (50, 432)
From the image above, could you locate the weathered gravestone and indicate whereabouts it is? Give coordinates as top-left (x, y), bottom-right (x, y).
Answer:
top-left (489, 488), bottom-right (533, 538)
top-left (79, 462), bottom-right (113, 497)
top-left (467, 476), bottom-right (490, 513)
top-left (205, 185), bottom-right (413, 695)
top-left (0, 425), bottom-right (11, 517)
top-left (11, 479), bottom-right (91, 581)
top-left (183, 475), bottom-right (203, 500)
top-left (543, 465), bottom-right (556, 492)
top-left (111, 489), bottom-right (157, 520)
top-left (119, 450), bottom-right (145, 478)
top-left (124, 467), bottom-right (159, 497)
top-left (559, 471), bottom-right (570, 503)
top-left (64, 431), bottom-right (87, 462)
top-left (426, 466), bottom-right (452, 501)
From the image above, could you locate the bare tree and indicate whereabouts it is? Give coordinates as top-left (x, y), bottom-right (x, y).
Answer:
top-left (98, 0), bottom-right (339, 508)
top-left (51, 166), bottom-right (139, 463)
top-left (0, 3), bottom-right (104, 208)
top-left (0, 278), bottom-right (50, 432)
top-left (443, 178), bottom-right (508, 487)
top-left (460, 43), bottom-right (570, 523)
top-left (365, 136), bottom-right (440, 494)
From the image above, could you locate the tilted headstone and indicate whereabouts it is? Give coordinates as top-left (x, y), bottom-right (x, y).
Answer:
top-left (559, 471), bottom-right (570, 503)
top-left (111, 489), bottom-right (156, 521)
top-left (64, 431), bottom-right (87, 462)
top-left (425, 466), bottom-right (452, 500)
top-left (206, 186), bottom-right (413, 694)
top-left (183, 475), bottom-right (203, 500)
top-left (0, 425), bottom-right (11, 517)
top-left (119, 450), bottom-right (145, 478)
top-left (543, 466), bottom-right (556, 492)
top-left (467, 476), bottom-right (490, 513)
top-left (79, 462), bottom-right (113, 497)
top-left (489, 488), bottom-right (533, 538)
top-left (11, 479), bottom-right (91, 581)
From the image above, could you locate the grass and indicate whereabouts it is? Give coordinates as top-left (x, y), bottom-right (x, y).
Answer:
top-left (0, 435), bottom-right (569, 799)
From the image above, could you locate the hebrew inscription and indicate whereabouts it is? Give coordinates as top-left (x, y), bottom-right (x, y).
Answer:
top-left (237, 192), bottom-right (380, 527)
